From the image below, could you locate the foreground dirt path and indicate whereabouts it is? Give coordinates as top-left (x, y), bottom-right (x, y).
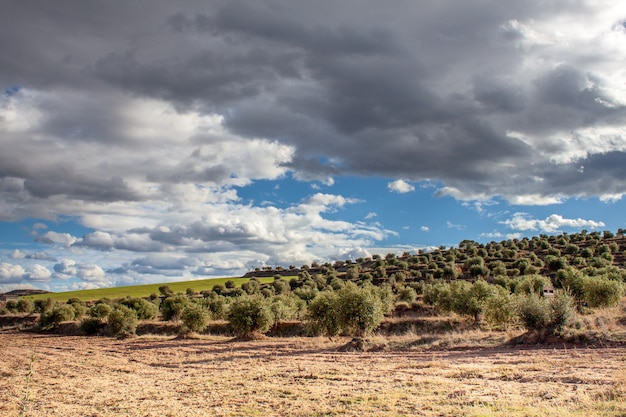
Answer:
top-left (1, 330), bottom-right (625, 417)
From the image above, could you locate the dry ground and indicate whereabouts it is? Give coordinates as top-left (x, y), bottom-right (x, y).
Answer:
top-left (1, 329), bottom-right (625, 417)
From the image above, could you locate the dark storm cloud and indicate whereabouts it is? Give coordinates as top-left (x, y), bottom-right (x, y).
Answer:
top-left (1, 0), bottom-right (626, 204)
top-left (24, 176), bottom-right (142, 202)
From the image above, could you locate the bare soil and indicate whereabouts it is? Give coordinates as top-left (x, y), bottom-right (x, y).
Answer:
top-left (1, 328), bottom-right (625, 417)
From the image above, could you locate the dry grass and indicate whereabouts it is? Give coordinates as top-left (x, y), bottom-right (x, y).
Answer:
top-left (1, 327), bottom-right (625, 417)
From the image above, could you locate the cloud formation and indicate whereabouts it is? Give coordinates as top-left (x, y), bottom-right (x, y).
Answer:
top-left (502, 213), bottom-right (606, 233)
top-left (0, 1), bottom-right (625, 289)
top-left (388, 180), bottom-right (415, 194)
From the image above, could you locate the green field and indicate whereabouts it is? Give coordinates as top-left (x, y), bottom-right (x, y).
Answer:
top-left (23, 276), bottom-right (278, 302)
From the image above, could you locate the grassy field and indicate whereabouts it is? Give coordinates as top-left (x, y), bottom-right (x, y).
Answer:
top-left (24, 276), bottom-right (279, 302)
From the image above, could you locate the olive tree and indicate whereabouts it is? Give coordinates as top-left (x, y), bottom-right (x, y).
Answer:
top-left (227, 296), bottom-right (274, 337)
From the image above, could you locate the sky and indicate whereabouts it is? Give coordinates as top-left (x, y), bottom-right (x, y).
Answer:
top-left (1, 1), bottom-right (626, 293)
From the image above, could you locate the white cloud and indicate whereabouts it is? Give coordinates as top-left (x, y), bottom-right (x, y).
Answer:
top-left (387, 179), bottom-right (415, 193)
top-left (25, 264), bottom-right (52, 282)
top-left (446, 221), bottom-right (467, 231)
top-left (0, 263), bottom-right (26, 283)
top-left (506, 194), bottom-right (564, 206)
top-left (36, 231), bottom-right (79, 248)
top-left (365, 212), bottom-right (377, 220)
top-left (479, 231), bottom-right (522, 240)
top-left (437, 187), bottom-right (492, 201)
top-left (52, 260), bottom-right (109, 287)
top-left (420, 226), bottom-right (430, 232)
top-left (502, 213), bottom-right (606, 233)
top-left (10, 249), bottom-right (25, 259)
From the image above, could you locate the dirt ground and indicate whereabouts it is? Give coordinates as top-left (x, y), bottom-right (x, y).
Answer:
top-left (1, 329), bottom-right (625, 417)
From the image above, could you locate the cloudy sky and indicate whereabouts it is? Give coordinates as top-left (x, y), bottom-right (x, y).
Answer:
top-left (1, 1), bottom-right (626, 292)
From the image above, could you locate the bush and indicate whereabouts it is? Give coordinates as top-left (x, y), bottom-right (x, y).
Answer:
top-left (241, 279), bottom-right (260, 295)
top-left (272, 279), bottom-right (290, 295)
top-left (335, 282), bottom-right (384, 337)
top-left (67, 297), bottom-right (85, 307)
top-left (516, 293), bottom-right (551, 331)
top-left (161, 295), bottom-right (189, 322)
top-left (119, 297), bottom-right (158, 320)
top-left (39, 304), bottom-right (76, 330)
top-left (450, 279), bottom-right (494, 322)
top-left (515, 275), bottom-right (551, 295)
top-left (377, 283), bottom-right (395, 316)
top-left (107, 305), bottom-right (138, 337)
top-left (293, 287), bottom-right (318, 302)
top-left (34, 298), bottom-right (56, 314)
top-left (159, 285), bottom-right (174, 297)
top-left (227, 296), bottom-right (274, 337)
top-left (200, 294), bottom-right (228, 320)
top-left (16, 298), bottom-right (34, 314)
top-left (484, 286), bottom-right (515, 328)
top-left (5, 300), bottom-right (18, 313)
top-left (89, 303), bottom-right (113, 319)
top-left (71, 304), bottom-right (88, 320)
top-left (549, 291), bottom-right (576, 332)
top-left (80, 317), bottom-right (105, 335)
top-left (583, 276), bottom-right (623, 308)
top-left (269, 294), bottom-right (306, 323)
top-left (181, 304), bottom-right (211, 334)
top-left (423, 281), bottom-right (454, 313)
top-left (307, 291), bottom-right (341, 337)
top-left (516, 291), bottom-right (576, 333)
top-left (396, 286), bottom-right (417, 303)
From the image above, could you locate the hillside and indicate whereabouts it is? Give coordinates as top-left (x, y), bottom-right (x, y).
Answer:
top-left (246, 229), bottom-right (626, 286)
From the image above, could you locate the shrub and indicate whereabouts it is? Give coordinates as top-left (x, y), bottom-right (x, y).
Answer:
top-left (158, 285), bottom-right (174, 297)
top-left (241, 279), bottom-right (260, 295)
top-left (16, 298), bottom-right (34, 314)
top-left (107, 305), bottom-right (138, 337)
top-left (549, 291), bottom-right (576, 332)
top-left (80, 317), bottom-right (105, 335)
top-left (227, 296), bottom-right (274, 337)
top-left (5, 300), bottom-right (18, 313)
top-left (515, 275), bottom-right (551, 295)
top-left (450, 279), bottom-right (494, 323)
top-left (583, 276), bottom-right (623, 308)
top-left (556, 267), bottom-right (585, 304)
top-left (372, 283), bottom-right (396, 315)
top-left (516, 293), bottom-right (551, 331)
top-left (423, 281), bottom-right (454, 313)
top-left (181, 304), bottom-right (211, 334)
top-left (71, 304), bottom-right (88, 320)
top-left (516, 291), bottom-right (576, 333)
top-left (119, 297), bottom-right (158, 320)
top-left (161, 295), bottom-right (189, 322)
top-left (396, 286), bottom-right (417, 303)
top-left (293, 287), bottom-right (318, 302)
top-left (484, 286), bottom-right (515, 328)
top-left (148, 293), bottom-right (161, 308)
top-left (67, 297), bottom-right (85, 307)
top-left (39, 304), bottom-right (76, 330)
top-left (335, 282), bottom-right (384, 337)
top-left (269, 294), bottom-right (306, 323)
top-left (329, 277), bottom-right (345, 291)
top-left (34, 298), bottom-right (56, 314)
top-left (89, 303), bottom-right (113, 319)
top-left (272, 279), bottom-right (290, 295)
top-left (200, 294), bottom-right (228, 320)
top-left (307, 291), bottom-right (341, 337)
